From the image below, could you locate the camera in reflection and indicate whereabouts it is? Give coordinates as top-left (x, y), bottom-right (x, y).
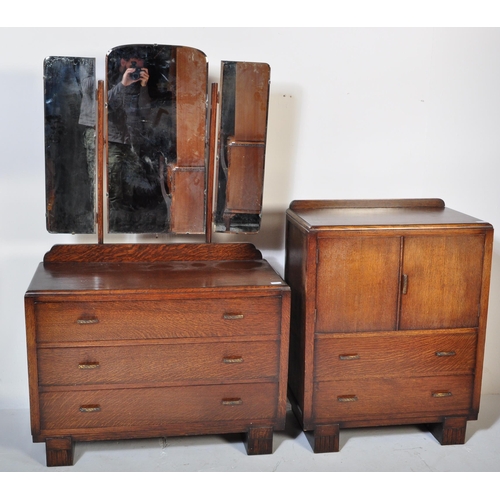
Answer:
top-left (130, 61), bottom-right (141, 80)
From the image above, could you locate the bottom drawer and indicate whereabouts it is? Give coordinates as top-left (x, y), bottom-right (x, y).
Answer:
top-left (314, 375), bottom-right (473, 421)
top-left (40, 383), bottom-right (278, 431)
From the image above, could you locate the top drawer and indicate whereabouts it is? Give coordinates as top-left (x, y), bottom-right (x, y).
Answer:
top-left (35, 297), bottom-right (282, 342)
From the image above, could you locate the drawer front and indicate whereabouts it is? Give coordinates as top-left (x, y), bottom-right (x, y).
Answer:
top-left (314, 375), bottom-right (473, 421)
top-left (35, 297), bottom-right (281, 342)
top-left (40, 383), bottom-right (278, 430)
top-left (38, 341), bottom-right (279, 386)
top-left (315, 333), bottom-right (477, 381)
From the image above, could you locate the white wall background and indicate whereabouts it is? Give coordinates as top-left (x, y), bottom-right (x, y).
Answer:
top-left (1, 27), bottom-right (499, 410)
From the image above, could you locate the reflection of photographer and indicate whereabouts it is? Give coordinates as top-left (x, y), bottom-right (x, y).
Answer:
top-left (108, 53), bottom-right (150, 146)
top-left (107, 50), bottom-right (153, 218)
top-left (129, 61), bottom-right (143, 81)
top-left (106, 45), bottom-right (173, 233)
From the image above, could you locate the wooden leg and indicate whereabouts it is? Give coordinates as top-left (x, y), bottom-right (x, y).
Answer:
top-left (45, 437), bottom-right (74, 467)
top-left (246, 426), bottom-right (273, 455)
top-left (313, 424), bottom-right (340, 453)
top-left (428, 417), bottom-right (468, 446)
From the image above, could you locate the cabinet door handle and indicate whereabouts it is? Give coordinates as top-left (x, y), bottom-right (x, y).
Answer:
top-left (432, 391), bottom-right (452, 398)
top-left (435, 351), bottom-right (456, 357)
top-left (337, 395), bottom-right (358, 402)
top-left (76, 318), bottom-right (99, 325)
top-left (223, 313), bottom-right (244, 320)
top-left (339, 354), bottom-right (360, 361)
top-left (222, 398), bottom-right (243, 406)
top-left (401, 274), bottom-right (408, 294)
top-left (78, 362), bottom-right (100, 369)
top-left (79, 404), bottom-right (101, 412)
top-left (222, 356), bottom-right (244, 364)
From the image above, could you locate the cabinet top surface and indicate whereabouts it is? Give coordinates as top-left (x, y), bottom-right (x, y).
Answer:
top-left (287, 205), bottom-right (491, 230)
top-left (26, 260), bottom-right (288, 295)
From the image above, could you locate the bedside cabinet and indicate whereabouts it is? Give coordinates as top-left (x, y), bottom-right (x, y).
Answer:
top-left (285, 199), bottom-right (493, 453)
top-left (25, 243), bottom-right (290, 466)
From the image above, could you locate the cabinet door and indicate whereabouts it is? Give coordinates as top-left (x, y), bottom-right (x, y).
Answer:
top-left (316, 237), bottom-right (401, 333)
top-left (400, 234), bottom-right (485, 330)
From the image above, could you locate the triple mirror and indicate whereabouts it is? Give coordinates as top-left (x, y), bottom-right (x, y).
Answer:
top-left (43, 44), bottom-right (270, 238)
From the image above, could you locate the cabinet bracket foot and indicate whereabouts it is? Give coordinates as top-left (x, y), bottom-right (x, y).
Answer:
top-left (313, 424), bottom-right (340, 453)
top-left (246, 426), bottom-right (273, 455)
top-left (45, 437), bottom-right (74, 467)
top-left (428, 416), bottom-right (468, 445)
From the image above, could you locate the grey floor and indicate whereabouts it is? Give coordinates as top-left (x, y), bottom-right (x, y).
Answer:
top-left (2, 395), bottom-right (500, 473)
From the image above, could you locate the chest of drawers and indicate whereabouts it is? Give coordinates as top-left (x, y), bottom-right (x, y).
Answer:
top-left (25, 243), bottom-right (290, 466)
top-left (285, 199), bottom-right (493, 453)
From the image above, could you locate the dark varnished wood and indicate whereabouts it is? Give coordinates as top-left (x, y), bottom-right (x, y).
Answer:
top-left (428, 416), bottom-right (468, 445)
top-left (287, 199), bottom-right (489, 231)
top-left (285, 199), bottom-right (493, 452)
top-left (45, 437), bottom-right (74, 467)
top-left (39, 383), bottom-right (279, 430)
top-left (246, 426), bottom-right (273, 455)
top-left (314, 332), bottom-right (477, 380)
top-left (314, 375), bottom-right (474, 421)
top-left (26, 243), bottom-right (290, 466)
top-left (34, 298), bottom-right (282, 342)
top-left (316, 236), bottom-right (401, 333)
top-left (399, 234), bottom-right (485, 329)
top-left (38, 340), bottom-right (280, 386)
top-left (43, 243), bottom-right (262, 263)
top-left (289, 198), bottom-right (445, 210)
top-left (313, 424), bottom-right (339, 453)
top-left (28, 262), bottom-right (284, 297)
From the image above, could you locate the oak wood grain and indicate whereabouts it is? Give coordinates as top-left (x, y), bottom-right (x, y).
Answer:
top-left (26, 243), bottom-right (290, 464)
top-left (43, 243), bottom-right (262, 263)
top-left (40, 383), bottom-right (279, 430)
top-left (38, 340), bottom-right (280, 386)
top-left (285, 199), bottom-right (493, 451)
top-left (314, 332), bottom-right (477, 380)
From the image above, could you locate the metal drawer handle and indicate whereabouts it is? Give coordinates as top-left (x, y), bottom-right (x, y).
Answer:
top-left (76, 318), bottom-right (99, 325)
top-left (223, 313), bottom-right (244, 320)
top-left (435, 351), bottom-right (456, 357)
top-left (339, 354), bottom-right (360, 361)
top-left (401, 274), bottom-right (408, 295)
top-left (222, 398), bottom-right (243, 406)
top-left (78, 362), bottom-right (100, 369)
top-left (79, 405), bottom-right (101, 412)
top-left (222, 356), bottom-right (244, 364)
top-left (337, 395), bottom-right (358, 403)
top-left (432, 391), bottom-right (452, 398)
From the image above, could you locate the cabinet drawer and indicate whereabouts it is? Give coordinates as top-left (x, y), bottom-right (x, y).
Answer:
top-left (314, 375), bottom-right (473, 420)
top-left (38, 341), bottom-right (279, 386)
top-left (35, 297), bottom-right (281, 342)
top-left (315, 333), bottom-right (477, 380)
top-left (40, 383), bottom-right (278, 430)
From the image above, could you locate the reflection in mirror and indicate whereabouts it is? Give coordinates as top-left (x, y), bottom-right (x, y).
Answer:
top-left (44, 56), bottom-right (96, 233)
top-left (106, 44), bottom-right (208, 234)
top-left (215, 61), bottom-right (270, 233)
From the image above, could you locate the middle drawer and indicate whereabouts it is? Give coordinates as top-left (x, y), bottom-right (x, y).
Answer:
top-left (38, 340), bottom-right (279, 386)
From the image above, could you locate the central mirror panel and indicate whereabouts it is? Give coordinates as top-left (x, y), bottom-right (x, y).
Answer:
top-left (106, 44), bottom-right (208, 234)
